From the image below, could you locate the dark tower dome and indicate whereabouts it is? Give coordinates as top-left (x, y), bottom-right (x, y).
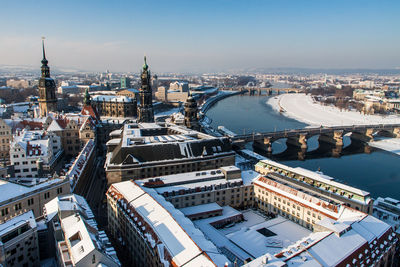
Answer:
top-left (83, 88), bottom-right (91, 106)
top-left (184, 93), bottom-right (200, 130)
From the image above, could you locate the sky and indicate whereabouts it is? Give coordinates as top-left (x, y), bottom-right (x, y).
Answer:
top-left (1, 0), bottom-right (399, 73)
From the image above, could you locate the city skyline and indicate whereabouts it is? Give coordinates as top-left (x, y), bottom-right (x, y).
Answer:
top-left (1, 0), bottom-right (400, 73)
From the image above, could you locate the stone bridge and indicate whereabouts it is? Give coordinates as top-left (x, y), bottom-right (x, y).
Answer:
top-left (220, 87), bottom-right (302, 95)
top-left (230, 124), bottom-right (400, 154)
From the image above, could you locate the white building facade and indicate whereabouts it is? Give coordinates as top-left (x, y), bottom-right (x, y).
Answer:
top-left (10, 129), bottom-right (62, 177)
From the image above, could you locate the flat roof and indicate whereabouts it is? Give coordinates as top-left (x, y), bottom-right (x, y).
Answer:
top-left (258, 159), bottom-right (370, 197)
top-left (0, 178), bottom-right (67, 206)
top-left (226, 216), bottom-right (311, 258)
top-left (180, 202), bottom-right (222, 216)
top-left (0, 210), bottom-right (36, 237)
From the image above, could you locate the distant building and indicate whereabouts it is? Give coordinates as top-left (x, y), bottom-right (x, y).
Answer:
top-left (170, 81), bottom-right (189, 92)
top-left (120, 76), bottom-right (131, 89)
top-left (44, 194), bottom-right (120, 266)
top-left (57, 84), bottom-right (103, 95)
top-left (91, 95), bottom-right (137, 118)
top-left (0, 211), bottom-right (40, 267)
top-left (6, 79), bottom-right (32, 89)
top-left (155, 81), bottom-right (190, 104)
top-left (116, 88), bottom-right (139, 98)
top-left (154, 86), bottom-right (168, 102)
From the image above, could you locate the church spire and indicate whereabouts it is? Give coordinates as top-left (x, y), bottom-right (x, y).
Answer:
top-left (143, 55), bottom-right (148, 71)
top-left (41, 37), bottom-right (48, 66)
top-left (41, 37), bottom-right (50, 78)
top-left (38, 37), bottom-right (57, 117)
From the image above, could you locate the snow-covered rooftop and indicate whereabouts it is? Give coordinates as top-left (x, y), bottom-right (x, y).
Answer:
top-left (109, 181), bottom-right (230, 266)
top-left (180, 202), bottom-right (222, 216)
top-left (67, 139), bottom-right (95, 191)
top-left (44, 194), bottom-right (120, 266)
top-left (257, 159), bottom-right (371, 201)
top-left (0, 178), bottom-right (68, 206)
top-left (0, 210), bottom-right (36, 237)
top-left (92, 95), bottom-right (134, 103)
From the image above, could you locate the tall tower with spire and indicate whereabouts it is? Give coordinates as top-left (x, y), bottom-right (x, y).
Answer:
top-left (137, 56), bottom-right (154, 123)
top-left (38, 38), bottom-right (57, 117)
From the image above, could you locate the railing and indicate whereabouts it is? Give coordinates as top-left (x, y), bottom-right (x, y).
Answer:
top-left (231, 123), bottom-right (400, 141)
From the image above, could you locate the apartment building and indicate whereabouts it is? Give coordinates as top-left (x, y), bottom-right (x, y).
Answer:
top-left (106, 163), bottom-right (399, 267)
top-left (44, 194), bottom-right (120, 267)
top-left (0, 211), bottom-right (40, 267)
top-left (10, 129), bottom-right (62, 177)
top-left (0, 177), bottom-right (70, 223)
top-left (107, 180), bottom-right (229, 267)
top-left (66, 139), bottom-right (96, 194)
top-left (44, 113), bottom-right (97, 157)
top-left (139, 166), bottom-right (257, 210)
top-left (255, 159), bottom-right (373, 214)
top-left (0, 119), bottom-right (12, 164)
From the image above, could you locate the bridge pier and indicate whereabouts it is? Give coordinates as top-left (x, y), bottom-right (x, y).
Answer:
top-left (393, 127), bottom-right (400, 138)
top-left (253, 137), bottom-right (273, 153)
top-left (331, 145), bottom-right (343, 158)
top-left (319, 130), bottom-right (343, 146)
top-left (286, 133), bottom-right (308, 150)
top-left (351, 128), bottom-right (374, 142)
top-left (297, 148), bottom-right (307, 161)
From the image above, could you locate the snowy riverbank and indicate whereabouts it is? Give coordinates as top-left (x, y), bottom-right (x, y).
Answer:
top-left (267, 94), bottom-right (400, 156)
top-left (369, 138), bottom-right (400, 156)
top-left (267, 94), bottom-right (400, 127)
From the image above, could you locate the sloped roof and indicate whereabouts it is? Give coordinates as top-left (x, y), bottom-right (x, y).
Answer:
top-left (109, 137), bottom-right (233, 165)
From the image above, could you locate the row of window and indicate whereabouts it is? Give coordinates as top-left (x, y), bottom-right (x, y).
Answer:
top-left (1, 188), bottom-right (63, 217)
top-left (14, 160), bottom-right (36, 165)
top-left (14, 168), bottom-right (37, 173)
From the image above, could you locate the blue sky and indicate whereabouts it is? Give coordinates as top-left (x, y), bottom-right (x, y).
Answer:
top-left (1, 0), bottom-right (399, 72)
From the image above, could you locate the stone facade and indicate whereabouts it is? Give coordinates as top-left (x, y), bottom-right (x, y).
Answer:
top-left (91, 95), bottom-right (137, 118)
top-left (0, 119), bottom-right (12, 164)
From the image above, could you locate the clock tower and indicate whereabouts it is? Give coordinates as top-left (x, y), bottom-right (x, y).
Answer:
top-left (38, 39), bottom-right (57, 117)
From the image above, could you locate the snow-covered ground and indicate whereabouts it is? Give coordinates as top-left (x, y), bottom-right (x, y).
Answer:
top-left (369, 138), bottom-right (400, 156)
top-left (154, 107), bottom-right (180, 117)
top-left (267, 93), bottom-right (400, 127)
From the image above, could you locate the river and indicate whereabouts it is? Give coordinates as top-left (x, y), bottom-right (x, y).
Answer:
top-left (206, 93), bottom-right (400, 200)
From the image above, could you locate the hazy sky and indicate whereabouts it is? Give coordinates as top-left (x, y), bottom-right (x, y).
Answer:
top-left (1, 0), bottom-right (399, 73)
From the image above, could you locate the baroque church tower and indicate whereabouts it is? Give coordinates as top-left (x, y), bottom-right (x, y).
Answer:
top-left (184, 93), bottom-right (200, 130)
top-left (38, 39), bottom-right (57, 117)
top-left (137, 56), bottom-right (154, 122)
